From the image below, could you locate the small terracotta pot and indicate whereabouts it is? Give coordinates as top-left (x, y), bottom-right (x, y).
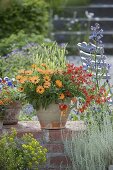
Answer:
top-left (3, 101), bottom-right (21, 125)
top-left (36, 103), bottom-right (70, 129)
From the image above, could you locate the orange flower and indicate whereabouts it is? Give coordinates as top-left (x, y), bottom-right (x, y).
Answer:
top-left (16, 75), bottom-right (23, 81)
top-left (24, 70), bottom-right (33, 75)
top-left (43, 76), bottom-right (51, 82)
top-left (55, 80), bottom-right (63, 88)
top-left (41, 63), bottom-right (47, 68)
top-left (31, 64), bottom-right (37, 69)
top-left (43, 82), bottom-right (51, 88)
top-left (59, 93), bottom-right (65, 100)
top-left (45, 69), bottom-right (54, 75)
top-left (37, 68), bottom-right (44, 73)
top-left (29, 76), bottom-right (40, 84)
top-left (18, 69), bottom-right (26, 74)
top-left (19, 77), bottom-right (27, 84)
top-left (37, 68), bottom-right (54, 75)
top-left (0, 100), bottom-right (4, 105)
top-left (18, 87), bottom-right (24, 92)
top-left (36, 86), bottom-right (45, 94)
top-left (55, 69), bottom-right (64, 75)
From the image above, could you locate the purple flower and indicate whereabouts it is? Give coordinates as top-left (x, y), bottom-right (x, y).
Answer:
top-left (7, 81), bottom-right (13, 87)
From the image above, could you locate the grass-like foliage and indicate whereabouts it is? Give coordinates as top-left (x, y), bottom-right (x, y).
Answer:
top-left (64, 114), bottom-right (113, 170)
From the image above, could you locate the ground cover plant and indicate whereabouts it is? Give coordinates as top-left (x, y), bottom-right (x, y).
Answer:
top-left (0, 129), bottom-right (47, 170)
top-left (64, 114), bottom-right (113, 170)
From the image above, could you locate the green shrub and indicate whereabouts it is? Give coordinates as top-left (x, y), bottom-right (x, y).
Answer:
top-left (0, 31), bottom-right (44, 56)
top-left (0, 129), bottom-right (47, 170)
top-left (0, 0), bottom-right (49, 39)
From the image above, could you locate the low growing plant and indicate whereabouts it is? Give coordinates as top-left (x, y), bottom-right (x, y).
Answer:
top-left (0, 128), bottom-right (47, 170)
top-left (64, 114), bottom-right (113, 170)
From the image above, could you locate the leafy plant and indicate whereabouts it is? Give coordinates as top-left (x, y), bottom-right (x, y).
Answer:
top-left (0, 128), bottom-right (47, 170)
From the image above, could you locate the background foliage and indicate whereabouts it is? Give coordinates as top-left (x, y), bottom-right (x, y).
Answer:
top-left (0, 31), bottom-right (44, 56)
top-left (0, 0), bottom-right (49, 39)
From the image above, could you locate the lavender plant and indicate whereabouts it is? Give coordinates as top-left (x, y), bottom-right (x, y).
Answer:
top-left (78, 23), bottom-right (111, 88)
top-left (77, 23), bottom-right (113, 122)
top-left (64, 114), bottom-right (113, 170)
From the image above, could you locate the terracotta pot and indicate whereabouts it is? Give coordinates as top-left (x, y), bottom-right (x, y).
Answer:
top-left (37, 103), bottom-right (70, 129)
top-left (3, 101), bottom-right (21, 125)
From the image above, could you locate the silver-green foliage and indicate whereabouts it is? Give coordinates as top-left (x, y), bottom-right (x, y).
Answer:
top-left (64, 115), bottom-right (113, 170)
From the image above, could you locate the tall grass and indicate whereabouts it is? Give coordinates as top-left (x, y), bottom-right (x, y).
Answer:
top-left (64, 115), bottom-right (113, 170)
top-left (32, 42), bottom-right (67, 70)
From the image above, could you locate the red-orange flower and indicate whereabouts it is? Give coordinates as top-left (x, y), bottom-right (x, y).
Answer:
top-left (59, 104), bottom-right (68, 111)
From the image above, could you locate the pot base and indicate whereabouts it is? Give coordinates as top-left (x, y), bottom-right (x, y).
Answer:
top-left (37, 103), bottom-right (70, 130)
top-left (41, 127), bottom-right (65, 130)
top-left (38, 118), bottom-right (68, 130)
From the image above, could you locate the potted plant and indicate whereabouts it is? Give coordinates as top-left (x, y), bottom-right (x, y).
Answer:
top-left (0, 128), bottom-right (47, 169)
top-left (16, 61), bottom-right (97, 129)
top-left (0, 77), bottom-right (24, 125)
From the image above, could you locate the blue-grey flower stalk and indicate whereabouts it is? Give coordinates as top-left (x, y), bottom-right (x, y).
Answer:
top-left (77, 23), bottom-right (113, 104)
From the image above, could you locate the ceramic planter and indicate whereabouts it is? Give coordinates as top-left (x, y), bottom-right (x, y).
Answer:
top-left (37, 103), bottom-right (70, 129)
top-left (3, 101), bottom-right (21, 125)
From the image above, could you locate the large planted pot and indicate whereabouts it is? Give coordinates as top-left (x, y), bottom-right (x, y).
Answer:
top-left (3, 101), bottom-right (21, 125)
top-left (37, 103), bottom-right (70, 129)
